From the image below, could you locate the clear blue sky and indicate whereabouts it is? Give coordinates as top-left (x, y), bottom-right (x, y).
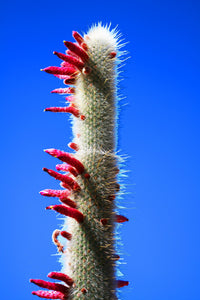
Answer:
top-left (1, 0), bottom-right (200, 299)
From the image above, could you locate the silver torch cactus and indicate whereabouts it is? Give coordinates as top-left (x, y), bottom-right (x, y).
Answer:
top-left (30, 23), bottom-right (129, 300)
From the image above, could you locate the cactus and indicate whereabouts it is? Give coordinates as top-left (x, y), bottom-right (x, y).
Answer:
top-left (30, 23), bottom-right (129, 299)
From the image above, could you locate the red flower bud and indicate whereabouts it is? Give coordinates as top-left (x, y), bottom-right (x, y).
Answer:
top-left (44, 106), bottom-right (80, 117)
top-left (63, 41), bottom-right (89, 62)
top-left (46, 205), bottom-right (84, 223)
top-left (117, 280), bottom-right (129, 288)
top-left (44, 149), bottom-right (85, 174)
top-left (72, 31), bottom-right (84, 45)
top-left (42, 66), bottom-right (77, 76)
top-left (60, 230), bottom-right (72, 241)
top-left (32, 290), bottom-right (65, 299)
top-left (53, 51), bottom-right (84, 70)
top-left (51, 87), bottom-right (75, 94)
top-left (42, 168), bottom-right (80, 191)
top-left (68, 142), bottom-right (79, 151)
top-left (30, 279), bottom-right (68, 294)
top-left (48, 271), bottom-right (73, 286)
top-left (115, 215), bottom-right (129, 223)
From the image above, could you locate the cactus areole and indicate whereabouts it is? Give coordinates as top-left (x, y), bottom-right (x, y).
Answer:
top-left (31, 24), bottom-right (129, 299)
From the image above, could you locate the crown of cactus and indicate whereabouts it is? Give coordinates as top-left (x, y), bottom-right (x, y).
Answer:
top-left (30, 23), bottom-right (129, 300)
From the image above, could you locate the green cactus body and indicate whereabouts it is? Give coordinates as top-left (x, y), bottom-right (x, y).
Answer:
top-left (31, 24), bottom-right (128, 300)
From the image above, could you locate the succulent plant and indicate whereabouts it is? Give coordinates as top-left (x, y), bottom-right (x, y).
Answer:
top-left (30, 23), bottom-right (129, 300)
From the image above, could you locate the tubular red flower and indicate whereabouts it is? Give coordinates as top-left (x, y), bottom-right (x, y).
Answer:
top-left (72, 31), bottom-right (84, 45)
top-left (54, 74), bottom-right (68, 80)
top-left (81, 288), bottom-right (87, 294)
top-left (108, 195), bottom-right (116, 201)
top-left (65, 96), bottom-right (75, 102)
top-left (63, 41), bottom-right (89, 62)
top-left (112, 254), bottom-right (120, 261)
top-left (48, 272), bottom-right (73, 286)
top-left (100, 218), bottom-right (108, 226)
top-left (30, 279), bottom-right (68, 294)
top-left (53, 51), bottom-right (84, 71)
top-left (42, 168), bottom-right (80, 191)
top-left (117, 280), bottom-right (129, 288)
top-left (44, 149), bottom-right (85, 174)
top-left (52, 229), bottom-right (64, 253)
top-left (60, 182), bottom-right (71, 190)
top-left (59, 197), bottom-right (77, 208)
top-left (115, 215), bottom-right (129, 223)
top-left (109, 51), bottom-right (117, 59)
top-left (40, 189), bottom-right (70, 198)
top-left (80, 42), bottom-right (88, 51)
top-left (56, 164), bottom-right (79, 177)
top-left (63, 77), bottom-right (76, 85)
top-left (68, 142), bottom-right (79, 151)
top-left (42, 66), bottom-right (78, 76)
top-left (44, 106), bottom-right (80, 118)
top-left (60, 230), bottom-right (72, 241)
top-left (46, 205), bottom-right (84, 223)
top-left (51, 87), bottom-right (75, 94)
top-left (84, 173), bottom-right (90, 179)
top-left (32, 290), bottom-right (65, 299)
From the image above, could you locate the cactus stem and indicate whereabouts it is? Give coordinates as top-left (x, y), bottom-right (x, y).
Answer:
top-left (34, 24), bottom-right (129, 300)
top-left (46, 205), bottom-right (84, 223)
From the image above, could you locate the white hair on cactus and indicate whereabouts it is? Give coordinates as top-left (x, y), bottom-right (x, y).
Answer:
top-left (85, 23), bottom-right (119, 50)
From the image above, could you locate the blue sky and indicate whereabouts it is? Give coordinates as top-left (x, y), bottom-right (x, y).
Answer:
top-left (1, 0), bottom-right (200, 299)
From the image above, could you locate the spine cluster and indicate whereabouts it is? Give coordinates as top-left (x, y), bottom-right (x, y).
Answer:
top-left (30, 24), bottom-right (129, 300)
